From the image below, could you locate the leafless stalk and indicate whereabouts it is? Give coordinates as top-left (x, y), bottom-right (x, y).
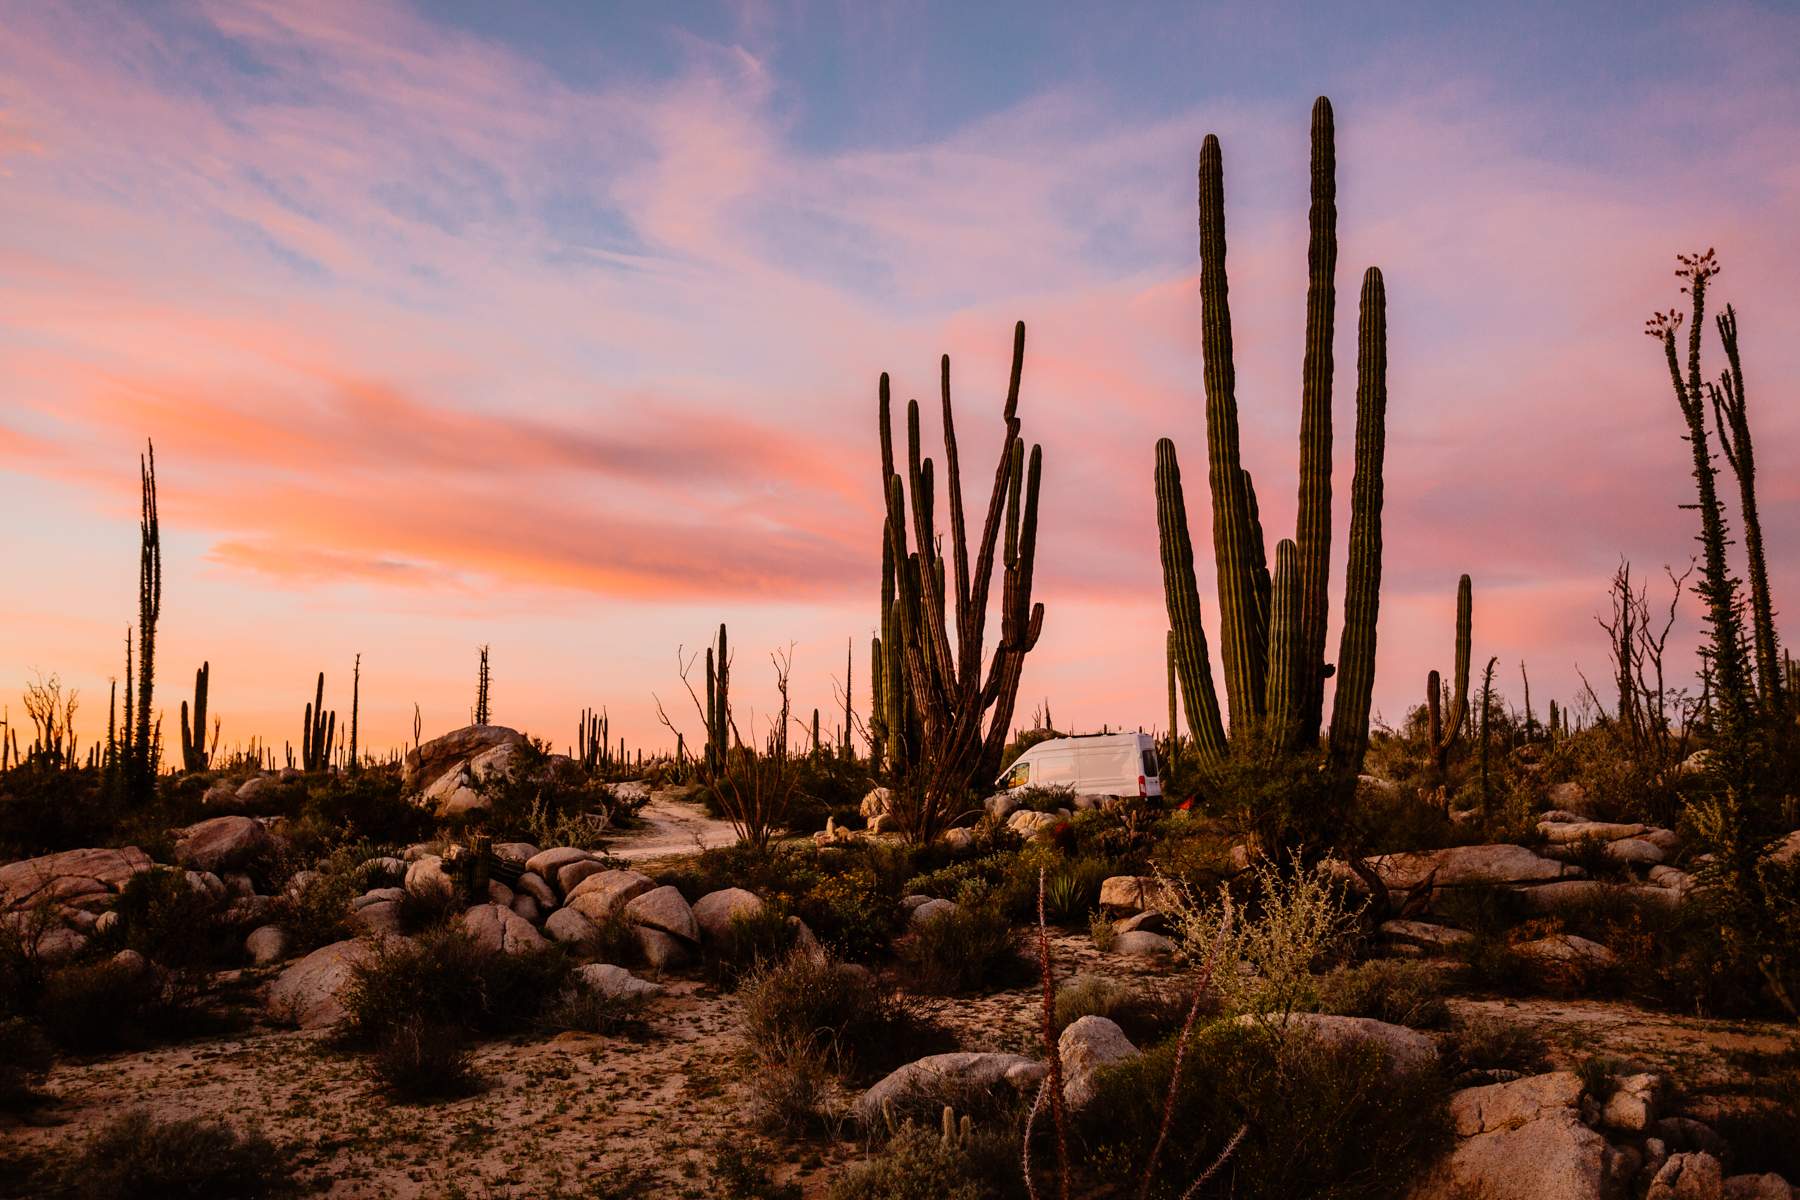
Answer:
top-left (1138, 899), bottom-right (1233, 1200)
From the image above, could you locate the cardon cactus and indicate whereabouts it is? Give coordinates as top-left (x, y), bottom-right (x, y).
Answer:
top-left (179, 661), bottom-right (209, 772)
top-left (1426, 574), bottom-right (1473, 779)
top-left (1157, 97), bottom-right (1390, 775)
top-left (302, 672), bottom-right (334, 773)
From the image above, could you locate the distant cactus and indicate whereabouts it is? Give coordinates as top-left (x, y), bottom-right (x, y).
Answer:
top-left (178, 661), bottom-right (209, 772)
top-left (704, 623), bottom-right (730, 773)
top-left (473, 645), bottom-right (491, 726)
top-left (301, 672), bottom-right (335, 773)
top-left (125, 442), bottom-right (161, 801)
top-left (348, 654), bottom-right (360, 772)
top-left (1426, 575), bottom-right (1473, 780)
top-left (1157, 99), bottom-right (1388, 778)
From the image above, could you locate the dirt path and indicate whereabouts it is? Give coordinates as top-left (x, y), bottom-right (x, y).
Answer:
top-left (606, 794), bottom-right (740, 863)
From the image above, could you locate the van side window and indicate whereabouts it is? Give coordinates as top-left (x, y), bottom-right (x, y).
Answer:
top-left (1006, 762), bottom-right (1030, 789)
top-left (1141, 748), bottom-right (1160, 778)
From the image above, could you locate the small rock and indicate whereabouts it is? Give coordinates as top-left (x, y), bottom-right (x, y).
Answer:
top-left (1059, 1016), bottom-right (1138, 1112)
top-left (940, 828), bottom-right (974, 851)
top-left (1380, 919), bottom-right (1474, 952)
top-left (565, 869), bottom-right (655, 923)
top-left (1649, 1152), bottom-right (1724, 1200)
top-left (623, 886), bottom-right (699, 943)
top-left (574, 962), bottom-right (664, 1000)
top-left (354, 887), bottom-right (405, 909)
top-left (545, 907), bottom-right (601, 950)
top-left (245, 924), bottom-right (288, 965)
top-left (1606, 838), bottom-right (1666, 866)
top-left (524, 847), bottom-right (591, 882)
top-left (403, 856), bottom-right (454, 903)
top-left (634, 925), bottom-right (691, 971)
top-left (1721, 1175), bottom-right (1793, 1200)
top-left (1098, 875), bottom-right (1170, 914)
top-left (909, 898), bottom-right (956, 926)
top-left (1448, 1072), bottom-right (1584, 1137)
top-left (1515, 934), bottom-right (1619, 970)
top-left (860, 787), bottom-right (892, 820)
top-left (460, 903), bottom-right (549, 955)
top-left (353, 900), bottom-right (403, 936)
top-left (1115, 910), bottom-right (1169, 935)
top-left (486, 878), bottom-right (515, 907)
top-left (1113, 930), bottom-right (1176, 958)
top-left (557, 859), bottom-right (609, 898)
top-left (692, 888), bottom-right (765, 942)
top-left (515, 871), bottom-right (557, 909)
top-left (491, 842), bottom-right (540, 867)
top-left (856, 1052), bottom-right (1047, 1126)
top-left (511, 894), bottom-right (542, 923)
top-left (1006, 809), bottom-right (1062, 840)
top-left (984, 792), bottom-right (1022, 821)
top-left (1601, 1072), bottom-right (1663, 1133)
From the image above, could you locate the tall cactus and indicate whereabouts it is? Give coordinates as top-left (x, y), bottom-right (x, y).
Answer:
top-left (876, 321), bottom-right (1044, 839)
top-left (348, 654), bottom-right (360, 772)
top-left (1707, 303), bottom-right (1781, 708)
top-left (1159, 98), bottom-right (1388, 777)
top-left (704, 623), bottom-right (730, 773)
top-left (1426, 575), bottom-right (1473, 779)
top-left (302, 672), bottom-right (335, 773)
top-left (178, 662), bottom-right (209, 772)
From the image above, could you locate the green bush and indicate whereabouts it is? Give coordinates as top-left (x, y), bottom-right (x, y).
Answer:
top-left (785, 754), bottom-right (875, 834)
top-left (470, 741), bottom-right (643, 844)
top-left (339, 928), bottom-right (572, 1048)
top-left (897, 893), bottom-right (1027, 995)
top-left (36, 959), bottom-right (221, 1053)
top-left (111, 868), bottom-right (235, 968)
top-left (1079, 1021), bottom-right (1450, 1200)
top-left (711, 1139), bottom-right (803, 1200)
top-left (1315, 960), bottom-right (1450, 1029)
top-left (271, 843), bottom-right (374, 952)
top-left (739, 949), bottom-right (940, 1083)
top-left (294, 767), bottom-right (431, 849)
top-left (827, 1120), bottom-right (1026, 1200)
top-left (1053, 974), bottom-right (1191, 1043)
top-left (703, 903), bottom-right (798, 987)
top-left (54, 1109), bottom-right (299, 1199)
top-left (370, 1014), bottom-right (479, 1100)
top-left (1042, 856), bottom-right (1115, 925)
top-left (1439, 1015), bottom-right (1550, 1078)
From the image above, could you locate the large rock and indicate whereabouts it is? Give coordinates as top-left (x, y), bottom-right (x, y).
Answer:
top-left (1059, 1016), bottom-right (1138, 1112)
top-left (525, 847), bottom-right (592, 882)
top-left (266, 939), bottom-right (370, 1029)
top-left (692, 888), bottom-right (765, 942)
top-left (910, 898), bottom-right (956, 926)
top-left (565, 869), bottom-right (655, 923)
top-left (514, 872), bottom-right (556, 908)
top-left (403, 724), bottom-right (526, 793)
top-left (1099, 875), bottom-right (1173, 914)
top-left (1113, 930), bottom-right (1176, 958)
top-left (1767, 830), bottom-right (1800, 867)
top-left (460, 903), bottom-right (548, 956)
top-left (491, 842), bottom-right (540, 868)
top-left (0, 846), bottom-right (153, 910)
top-left (556, 859), bottom-right (609, 898)
top-left (1380, 919), bottom-right (1474, 952)
top-left (1448, 1071), bottom-right (1584, 1136)
top-left (1516, 934), bottom-right (1619, 971)
top-left (623, 886), bottom-right (699, 944)
top-left (855, 1053), bottom-right (1048, 1126)
top-left (1539, 820), bottom-right (1648, 845)
top-left (173, 817), bottom-right (272, 873)
top-left (1412, 1109), bottom-right (1622, 1200)
top-left (1242, 1013), bottom-right (1438, 1076)
top-left (633, 926), bottom-right (691, 971)
top-left (545, 906), bottom-right (601, 950)
top-left (1721, 1175), bottom-right (1793, 1200)
top-left (573, 962), bottom-right (664, 1001)
top-left (1006, 809), bottom-right (1063, 840)
top-left (404, 855), bottom-right (454, 903)
top-left (1364, 844), bottom-right (1581, 892)
top-left (1601, 1073), bottom-right (1664, 1133)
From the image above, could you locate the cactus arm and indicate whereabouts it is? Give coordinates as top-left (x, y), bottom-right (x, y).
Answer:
top-left (1296, 96), bottom-right (1338, 743)
top-left (1326, 268), bottom-right (1388, 773)
top-left (1154, 438), bottom-right (1228, 765)
top-left (1263, 539), bottom-right (1303, 754)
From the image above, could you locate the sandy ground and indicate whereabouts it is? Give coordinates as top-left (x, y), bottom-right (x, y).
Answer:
top-left (5, 922), bottom-right (1792, 1198)
top-left (606, 795), bottom-right (740, 863)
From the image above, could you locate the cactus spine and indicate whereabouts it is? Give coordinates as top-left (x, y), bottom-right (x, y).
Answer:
top-left (1159, 99), bottom-right (1388, 775)
top-left (302, 672), bottom-right (335, 773)
top-left (179, 662), bottom-right (209, 772)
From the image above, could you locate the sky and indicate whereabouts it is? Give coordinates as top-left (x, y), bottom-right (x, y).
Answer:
top-left (1, 0), bottom-right (1797, 761)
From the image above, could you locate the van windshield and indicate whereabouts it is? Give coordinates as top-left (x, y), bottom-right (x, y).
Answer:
top-left (1141, 748), bottom-right (1160, 778)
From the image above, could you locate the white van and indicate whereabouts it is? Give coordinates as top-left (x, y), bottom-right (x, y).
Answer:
top-left (997, 732), bottom-right (1162, 799)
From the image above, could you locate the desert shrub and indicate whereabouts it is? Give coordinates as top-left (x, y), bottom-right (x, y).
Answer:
top-left (1087, 910), bottom-right (1117, 953)
top-left (370, 1014), bottom-right (479, 1100)
top-left (1080, 1021), bottom-right (1451, 1200)
top-left (827, 1119), bottom-right (1026, 1200)
top-left (1143, 815), bottom-right (1239, 890)
top-left (340, 928), bottom-right (571, 1047)
top-left (1714, 1046), bottom-right (1800, 1179)
top-left (0, 1016), bottom-right (52, 1107)
top-left (540, 986), bottom-right (648, 1037)
top-left (1430, 882), bottom-right (1533, 938)
top-left (295, 766), bottom-right (429, 849)
top-left (36, 959), bottom-right (218, 1053)
top-left (748, 1030), bottom-right (838, 1137)
top-left (897, 891), bottom-right (1027, 995)
top-left (1315, 960), bottom-right (1450, 1029)
top-left (711, 1139), bottom-right (803, 1200)
top-left (703, 904), bottom-right (798, 987)
top-left (1343, 780), bottom-right (1459, 856)
top-left (0, 763), bottom-right (116, 859)
top-left (471, 741), bottom-right (643, 843)
top-left (0, 907), bottom-right (54, 1017)
top-left (786, 754), bottom-right (875, 834)
top-left (270, 842), bottom-right (379, 952)
top-left (1053, 973), bottom-right (1190, 1043)
top-left (739, 949), bottom-right (939, 1082)
top-left (396, 877), bottom-right (461, 933)
top-left (660, 842), bottom-right (822, 905)
top-left (55, 1109), bottom-right (299, 1199)
top-left (1163, 857), bottom-right (1364, 1024)
top-left (797, 868), bottom-right (905, 963)
top-left (1041, 855), bottom-right (1114, 924)
top-left (110, 867), bottom-right (234, 968)
top-left (1191, 747), bottom-right (1351, 861)
top-left (1439, 1015), bottom-right (1551, 1078)
top-left (1011, 784), bottom-right (1076, 814)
